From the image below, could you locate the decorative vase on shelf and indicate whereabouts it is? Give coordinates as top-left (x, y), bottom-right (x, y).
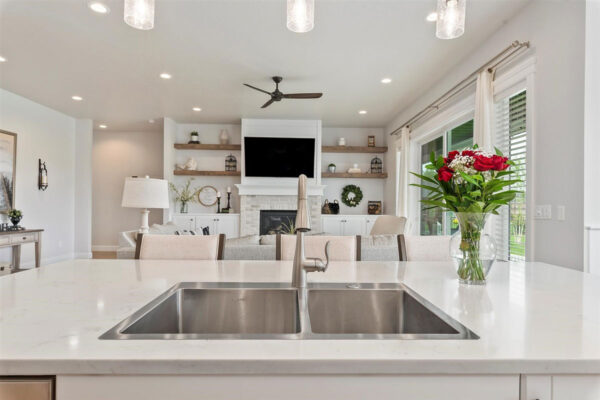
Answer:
top-left (180, 201), bottom-right (189, 214)
top-left (449, 212), bottom-right (496, 285)
top-left (10, 216), bottom-right (21, 227)
top-left (328, 164), bottom-right (336, 173)
top-left (219, 129), bottom-right (230, 145)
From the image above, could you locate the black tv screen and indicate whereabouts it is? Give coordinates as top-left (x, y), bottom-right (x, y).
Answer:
top-left (244, 137), bottom-right (315, 178)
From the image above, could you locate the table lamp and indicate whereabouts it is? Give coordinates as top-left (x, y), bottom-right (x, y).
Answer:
top-left (121, 176), bottom-right (169, 233)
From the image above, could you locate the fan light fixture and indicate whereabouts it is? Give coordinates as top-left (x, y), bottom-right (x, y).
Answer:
top-left (436, 0), bottom-right (466, 40)
top-left (124, 0), bottom-right (155, 30)
top-left (287, 0), bottom-right (314, 33)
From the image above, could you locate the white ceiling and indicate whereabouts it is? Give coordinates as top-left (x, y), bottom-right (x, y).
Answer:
top-left (0, 0), bottom-right (530, 131)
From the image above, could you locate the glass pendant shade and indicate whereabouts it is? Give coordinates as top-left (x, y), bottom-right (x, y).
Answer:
top-left (124, 0), bottom-right (155, 30)
top-left (436, 0), bottom-right (466, 39)
top-left (287, 0), bottom-right (315, 33)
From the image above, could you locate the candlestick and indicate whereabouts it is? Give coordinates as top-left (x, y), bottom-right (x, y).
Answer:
top-left (227, 186), bottom-right (231, 193)
top-left (226, 192), bottom-right (231, 210)
top-left (217, 196), bottom-right (221, 214)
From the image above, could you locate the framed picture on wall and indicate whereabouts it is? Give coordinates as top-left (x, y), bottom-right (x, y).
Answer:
top-left (0, 130), bottom-right (17, 213)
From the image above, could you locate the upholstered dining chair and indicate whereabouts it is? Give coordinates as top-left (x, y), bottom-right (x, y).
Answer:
top-left (369, 216), bottom-right (407, 235)
top-left (135, 233), bottom-right (225, 260)
top-left (397, 234), bottom-right (453, 262)
top-left (276, 234), bottom-right (361, 261)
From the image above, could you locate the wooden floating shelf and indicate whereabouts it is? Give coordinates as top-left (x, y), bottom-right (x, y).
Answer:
top-left (174, 143), bottom-right (241, 151)
top-left (174, 170), bottom-right (241, 176)
top-left (322, 172), bottom-right (388, 179)
top-left (322, 146), bottom-right (388, 154)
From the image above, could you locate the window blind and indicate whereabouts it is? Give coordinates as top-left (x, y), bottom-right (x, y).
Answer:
top-left (494, 90), bottom-right (527, 261)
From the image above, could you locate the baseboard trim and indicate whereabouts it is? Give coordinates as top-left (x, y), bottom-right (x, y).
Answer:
top-left (92, 245), bottom-right (118, 252)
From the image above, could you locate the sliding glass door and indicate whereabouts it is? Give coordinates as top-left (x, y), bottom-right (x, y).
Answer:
top-left (419, 120), bottom-right (474, 236)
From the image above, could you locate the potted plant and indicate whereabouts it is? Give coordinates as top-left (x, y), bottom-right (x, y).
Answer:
top-left (411, 146), bottom-right (521, 285)
top-left (328, 163), bottom-right (336, 173)
top-left (169, 180), bottom-right (200, 213)
top-left (8, 209), bottom-right (22, 227)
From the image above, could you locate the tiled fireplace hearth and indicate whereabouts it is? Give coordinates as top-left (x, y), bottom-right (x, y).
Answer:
top-left (240, 195), bottom-right (321, 236)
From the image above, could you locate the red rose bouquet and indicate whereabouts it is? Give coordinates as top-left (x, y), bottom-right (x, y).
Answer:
top-left (411, 146), bottom-right (521, 284)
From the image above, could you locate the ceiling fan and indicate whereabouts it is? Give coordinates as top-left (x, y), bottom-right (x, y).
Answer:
top-left (244, 76), bottom-right (323, 108)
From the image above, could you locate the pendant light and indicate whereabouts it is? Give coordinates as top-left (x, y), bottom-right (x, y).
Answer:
top-left (287, 0), bottom-right (315, 33)
top-left (124, 0), bottom-right (155, 30)
top-left (436, 0), bottom-right (466, 39)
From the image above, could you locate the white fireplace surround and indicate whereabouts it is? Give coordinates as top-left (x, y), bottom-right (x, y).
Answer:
top-left (237, 118), bottom-right (324, 235)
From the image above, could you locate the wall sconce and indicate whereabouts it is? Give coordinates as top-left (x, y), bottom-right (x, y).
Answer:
top-left (38, 159), bottom-right (48, 191)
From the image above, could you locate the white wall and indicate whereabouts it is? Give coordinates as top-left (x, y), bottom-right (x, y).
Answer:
top-left (385, 0), bottom-right (586, 270)
top-left (92, 130), bottom-right (164, 249)
top-left (164, 122), bottom-right (386, 216)
top-left (74, 119), bottom-right (93, 259)
top-left (0, 89), bottom-right (77, 266)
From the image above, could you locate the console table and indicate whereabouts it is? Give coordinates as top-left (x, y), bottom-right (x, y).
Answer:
top-left (0, 229), bottom-right (44, 273)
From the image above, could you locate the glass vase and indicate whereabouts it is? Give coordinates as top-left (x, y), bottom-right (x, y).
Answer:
top-left (449, 212), bottom-right (496, 285)
top-left (180, 201), bottom-right (188, 214)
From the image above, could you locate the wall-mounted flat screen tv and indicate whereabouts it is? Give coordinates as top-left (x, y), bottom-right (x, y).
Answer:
top-left (244, 137), bottom-right (315, 178)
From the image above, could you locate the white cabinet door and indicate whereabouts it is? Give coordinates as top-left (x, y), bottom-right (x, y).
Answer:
top-left (342, 218), bottom-right (364, 236)
top-left (553, 375), bottom-right (600, 400)
top-left (365, 216), bottom-right (377, 235)
top-left (173, 215), bottom-right (195, 231)
top-left (215, 216), bottom-right (239, 239)
top-left (194, 215), bottom-right (217, 235)
top-left (520, 375), bottom-right (551, 400)
top-left (322, 217), bottom-right (343, 235)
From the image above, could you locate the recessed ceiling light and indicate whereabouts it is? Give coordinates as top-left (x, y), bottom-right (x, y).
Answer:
top-left (72, 95), bottom-right (83, 101)
top-left (88, 2), bottom-right (110, 14)
top-left (192, 107), bottom-right (202, 112)
top-left (159, 73), bottom-right (172, 79)
top-left (358, 110), bottom-right (367, 115)
top-left (426, 12), bottom-right (438, 22)
top-left (98, 124), bottom-right (107, 129)
top-left (0, 56), bottom-right (6, 63)
top-left (381, 78), bottom-right (392, 84)
top-left (148, 119), bottom-right (155, 124)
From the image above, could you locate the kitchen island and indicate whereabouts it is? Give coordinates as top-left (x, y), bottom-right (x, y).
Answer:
top-left (1, 259), bottom-right (600, 399)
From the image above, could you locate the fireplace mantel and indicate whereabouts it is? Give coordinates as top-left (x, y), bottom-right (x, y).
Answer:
top-left (235, 184), bottom-right (326, 196)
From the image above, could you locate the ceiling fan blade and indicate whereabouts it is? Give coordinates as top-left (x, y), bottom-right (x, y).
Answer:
top-left (283, 93), bottom-right (323, 99)
top-left (261, 98), bottom-right (275, 108)
top-left (244, 83), bottom-right (272, 95)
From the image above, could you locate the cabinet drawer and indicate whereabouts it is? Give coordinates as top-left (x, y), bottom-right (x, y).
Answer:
top-left (11, 233), bottom-right (37, 244)
top-left (0, 377), bottom-right (54, 400)
top-left (0, 236), bottom-right (10, 245)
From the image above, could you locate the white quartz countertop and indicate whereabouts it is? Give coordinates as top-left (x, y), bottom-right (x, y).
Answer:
top-left (1, 259), bottom-right (600, 375)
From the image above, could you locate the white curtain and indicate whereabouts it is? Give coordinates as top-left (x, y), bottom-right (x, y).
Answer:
top-left (397, 126), bottom-right (411, 218)
top-left (473, 69), bottom-right (494, 151)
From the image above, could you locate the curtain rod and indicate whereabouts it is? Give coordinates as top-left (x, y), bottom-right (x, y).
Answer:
top-left (389, 40), bottom-right (530, 136)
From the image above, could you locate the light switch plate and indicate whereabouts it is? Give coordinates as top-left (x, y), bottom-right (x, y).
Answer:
top-left (535, 205), bottom-right (552, 220)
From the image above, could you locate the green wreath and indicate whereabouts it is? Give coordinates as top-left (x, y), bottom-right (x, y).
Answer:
top-left (341, 184), bottom-right (363, 207)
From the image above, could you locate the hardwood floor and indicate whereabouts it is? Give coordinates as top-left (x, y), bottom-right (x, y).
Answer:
top-left (92, 251), bottom-right (117, 259)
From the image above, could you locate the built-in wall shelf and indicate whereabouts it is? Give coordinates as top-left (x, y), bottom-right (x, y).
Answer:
top-left (322, 172), bottom-right (388, 179)
top-left (322, 146), bottom-right (388, 154)
top-left (173, 170), bottom-right (241, 176)
top-left (174, 143), bottom-right (241, 151)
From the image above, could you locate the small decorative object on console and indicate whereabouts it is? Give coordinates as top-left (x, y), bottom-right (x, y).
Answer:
top-left (8, 209), bottom-right (22, 228)
top-left (329, 200), bottom-right (340, 214)
top-left (219, 129), bottom-right (230, 144)
top-left (327, 163), bottom-right (336, 173)
top-left (221, 186), bottom-right (232, 213)
top-left (411, 146), bottom-right (521, 285)
top-left (176, 157), bottom-right (197, 171)
top-left (188, 131), bottom-right (200, 144)
top-left (337, 137), bottom-right (346, 146)
top-left (341, 185), bottom-right (363, 207)
top-left (38, 159), bottom-right (48, 191)
top-left (370, 156), bottom-right (383, 174)
top-left (217, 191), bottom-right (221, 213)
top-left (321, 199), bottom-right (332, 214)
top-left (368, 135), bottom-right (375, 147)
top-left (225, 154), bottom-right (237, 171)
top-left (368, 201), bottom-right (382, 215)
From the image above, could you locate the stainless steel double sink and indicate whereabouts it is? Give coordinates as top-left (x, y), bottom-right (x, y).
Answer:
top-left (100, 282), bottom-right (478, 340)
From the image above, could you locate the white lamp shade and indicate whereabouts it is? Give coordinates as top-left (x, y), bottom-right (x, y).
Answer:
top-left (121, 177), bottom-right (169, 209)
